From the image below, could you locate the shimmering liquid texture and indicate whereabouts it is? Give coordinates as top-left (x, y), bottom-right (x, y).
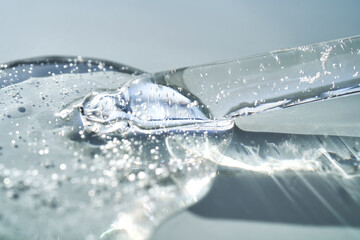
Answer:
top-left (1, 36), bottom-right (360, 240)
top-left (0, 59), bottom-right (233, 240)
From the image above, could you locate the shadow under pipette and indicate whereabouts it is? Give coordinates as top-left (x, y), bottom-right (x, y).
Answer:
top-left (189, 128), bottom-right (360, 227)
top-left (189, 171), bottom-right (360, 226)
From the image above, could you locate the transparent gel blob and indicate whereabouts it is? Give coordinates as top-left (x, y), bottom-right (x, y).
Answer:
top-left (1, 36), bottom-right (360, 240)
top-left (0, 58), bottom-right (233, 240)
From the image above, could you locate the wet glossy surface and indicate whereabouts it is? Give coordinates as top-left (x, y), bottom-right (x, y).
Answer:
top-left (0, 36), bottom-right (360, 239)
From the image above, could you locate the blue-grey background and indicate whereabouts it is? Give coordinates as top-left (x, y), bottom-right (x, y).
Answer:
top-left (1, 0), bottom-right (360, 73)
top-left (1, 1), bottom-right (360, 239)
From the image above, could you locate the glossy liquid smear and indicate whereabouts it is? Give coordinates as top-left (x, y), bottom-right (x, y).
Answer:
top-left (0, 36), bottom-right (360, 240)
top-left (0, 59), bottom-right (232, 240)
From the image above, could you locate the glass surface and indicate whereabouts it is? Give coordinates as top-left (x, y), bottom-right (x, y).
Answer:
top-left (1, 36), bottom-right (360, 239)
